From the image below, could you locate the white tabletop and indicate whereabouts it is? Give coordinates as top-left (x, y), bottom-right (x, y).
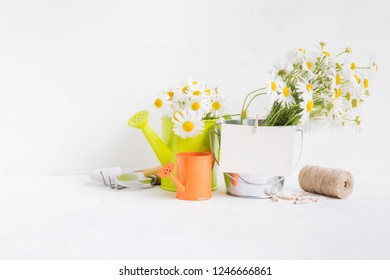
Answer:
top-left (1, 173), bottom-right (389, 260)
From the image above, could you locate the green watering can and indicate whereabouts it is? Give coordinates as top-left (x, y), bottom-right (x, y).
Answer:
top-left (128, 110), bottom-right (218, 191)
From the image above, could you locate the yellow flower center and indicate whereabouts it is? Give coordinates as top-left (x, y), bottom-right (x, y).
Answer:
top-left (356, 116), bottom-right (362, 125)
top-left (352, 99), bottom-right (358, 108)
top-left (192, 80), bottom-right (198, 85)
top-left (306, 83), bottom-right (313, 92)
top-left (172, 112), bottom-right (181, 122)
top-left (346, 92), bottom-right (351, 101)
top-left (298, 48), bottom-right (306, 53)
top-left (336, 74), bottom-right (341, 85)
top-left (193, 90), bottom-right (202, 96)
top-left (191, 102), bottom-right (201, 111)
top-left (354, 74), bottom-right (361, 83)
top-left (154, 99), bottom-right (163, 108)
top-left (167, 91), bottom-right (174, 100)
top-left (283, 86), bottom-right (290, 97)
top-left (182, 86), bottom-right (190, 94)
top-left (364, 78), bottom-right (369, 89)
top-left (306, 62), bottom-right (312, 70)
top-left (334, 88), bottom-right (342, 98)
top-left (212, 101), bottom-right (221, 111)
top-left (375, 64), bottom-right (379, 72)
top-left (271, 81), bottom-right (277, 91)
top-left (350, 62), bottom-right (356, 70)
top-left (323, 51), bottom-right (331, 57)
top-left (182, 121), bottom-right (194, 132)
top-left (306, 100), bottom-right (314, 112)
top-left (241, 109), bottom-right (248, 119)
top-left (205, 88), bottom-right (212, 95)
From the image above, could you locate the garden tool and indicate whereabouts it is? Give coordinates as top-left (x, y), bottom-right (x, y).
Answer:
top-left (90, 166), bottom-right (160, 190)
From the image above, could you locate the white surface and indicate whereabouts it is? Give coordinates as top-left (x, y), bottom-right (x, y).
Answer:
top-left (1, 0), bottom-right (389, 262)
top-left (1, 0), bottom-right (390, 174)
top-left (1, 174), bottom-right (389, 260)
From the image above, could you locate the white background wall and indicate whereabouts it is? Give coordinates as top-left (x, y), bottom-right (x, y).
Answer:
top-left (1, 0), bottom-right (389, 175)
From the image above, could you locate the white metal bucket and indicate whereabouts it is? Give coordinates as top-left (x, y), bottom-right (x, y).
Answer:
top-left (210, 119), bottom-right (302, 199)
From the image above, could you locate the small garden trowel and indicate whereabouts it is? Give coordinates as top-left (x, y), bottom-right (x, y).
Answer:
top-left (90, 166), bottom-right (161, 190)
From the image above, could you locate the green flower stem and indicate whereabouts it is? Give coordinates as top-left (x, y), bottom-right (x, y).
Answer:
top-left (336, 52), bottom-right (345, 57)
top-left (240, 88), bottom-right (265, 120)
top-left (244, 92), bottom-right (267, 112)
top-left (355, 66), bottom-right (371, 70)
top-left (223, 113), bottom-right (241, 119)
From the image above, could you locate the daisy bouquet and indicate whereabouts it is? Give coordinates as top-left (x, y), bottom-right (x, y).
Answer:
top-left (152, 78), bottom-right (226, 138)
top-left (241, 42), bottom-right (378, 130)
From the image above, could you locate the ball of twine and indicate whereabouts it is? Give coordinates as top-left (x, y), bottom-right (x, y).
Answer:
top-left (298, 165), bottom-right (354, 199)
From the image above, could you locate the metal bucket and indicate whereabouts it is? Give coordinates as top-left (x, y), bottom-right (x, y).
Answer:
top-left (223, 172), bottom-right (284, 199)
top-left (210, 118), bottom-right (301, 199)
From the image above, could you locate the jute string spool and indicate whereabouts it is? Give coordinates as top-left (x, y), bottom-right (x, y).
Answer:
top-left (298, 165), bottom-right (354, 199)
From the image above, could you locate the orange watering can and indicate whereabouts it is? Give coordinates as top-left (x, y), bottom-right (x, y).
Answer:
top-left (159, 152), bottom-right (214, 201)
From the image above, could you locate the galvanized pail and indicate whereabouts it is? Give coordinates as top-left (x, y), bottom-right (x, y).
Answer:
top-left (210, 119), bottom-right (302, 199)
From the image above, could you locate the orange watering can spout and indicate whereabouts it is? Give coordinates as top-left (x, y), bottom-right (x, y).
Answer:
top-left (159, 163), bottom-right (186, 193)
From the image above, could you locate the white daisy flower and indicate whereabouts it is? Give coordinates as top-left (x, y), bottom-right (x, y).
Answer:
top-left (333, 85), bottom-right (344, 99)
top-left (163, 87), bottom-right (176, 101)
top-left (204, 86), bottom-right (217, 96)
top-left (286, 48), bottom-right (307, 63)
top-left (186, 96), bottom-right (211, 116)
top-left (313, 44), bottom-right (333, 66)
top-left (278, 82), bottom-right (295, 107)
top-left (345, 85), bottom-right (364, 110)
top-left (329, 96), bottom-right (347, 118)
top-left (172, 111), bottom-right (204, 139)
top-left (176, 81), bottom-right (191, 95)
top-left (187, 77), bottom-right (203, 86)
top-left (349, 71), bottom-right (362, 88)
top-left (349, 71), bottom-right (371, 97)
top-left (210, 94), bottom-right (226, 116)
top-left (360, 72), bottom-right (370, 91)
top-left (302, 52), bottom-right (317, 73)
top-left (299, 97), bottom-right (314, 123)
top-left (299, 119), bottom-right (325, 134)
top-left (153, 91), bottom-right (172, 116)
top-left (321, 50), bottom-right (332, 58)
top-left (297, 78), bottom-right (314, 99)
top-left (369, 56), bottom-right (379, 77)
top-left (272, 61), bottom-right (293, 76)
top-left (341, 56), bottom-right (358, 72)
top-left (265, 71), bottom-right (282, 101)
top-left (187, 83), bottom-right (207, 97)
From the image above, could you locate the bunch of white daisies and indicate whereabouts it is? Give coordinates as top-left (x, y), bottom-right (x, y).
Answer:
top-left (242, 42), bottom-right (378, 130)
top-left (153, 78), bottom-right (226, 138)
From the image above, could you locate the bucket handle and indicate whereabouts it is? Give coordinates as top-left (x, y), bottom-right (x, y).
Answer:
top-left (209, 126), bottom-right (304, 186)
top-left (209, 129), bottom-right (221, 166)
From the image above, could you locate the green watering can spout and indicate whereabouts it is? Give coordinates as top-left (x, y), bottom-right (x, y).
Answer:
top-left (128, 110), bottom-right (172, 164)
